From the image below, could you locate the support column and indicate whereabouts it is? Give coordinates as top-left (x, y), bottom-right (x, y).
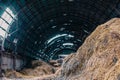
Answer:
top-left (0, 50), bottom-right (2, 77)
top-left (13, 52), bottom-right (16, 70)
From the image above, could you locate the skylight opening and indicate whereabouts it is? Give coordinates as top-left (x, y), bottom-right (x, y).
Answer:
top-left (0, 7), bottom-right (15, 37)
top-left (63, 43), bottom-right (74, 46)
top-left (6, 8), bottom-right (15, 18)
top-left (0, 18), bottom-right (9, 30)
top-left (47, 34), bottom-right (67, 44)
top-left (68, 34), bottom-right (74, 38)
top-left (0, 28), bottom-right (6, 37)
top-left (47, 34), bottom-right (74, 44)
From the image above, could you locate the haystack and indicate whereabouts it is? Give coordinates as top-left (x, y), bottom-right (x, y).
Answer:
top-left (20, 60), bottom-right (55, 76)
top-left (50, 18), bottom-right (120, 80)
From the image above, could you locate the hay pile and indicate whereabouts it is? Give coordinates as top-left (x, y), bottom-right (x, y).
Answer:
top-left (4, 60), bottom-right (55, 79)
top-left (40, 18), bottom-right (120, 80)
top-left (4, 70), bottom-right (33, 79)
top-left (20, 60), bottom-right (55, 76)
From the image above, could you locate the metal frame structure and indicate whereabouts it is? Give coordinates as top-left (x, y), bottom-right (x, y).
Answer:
top-left (0, 0), bottom-right (119, 61)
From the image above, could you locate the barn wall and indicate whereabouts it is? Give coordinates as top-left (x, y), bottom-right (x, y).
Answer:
top-left (0, 53), bottom-right (26, 70)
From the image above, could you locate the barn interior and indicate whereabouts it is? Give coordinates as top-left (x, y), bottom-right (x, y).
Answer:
top-left (0, 0), bottom-right (120, 80)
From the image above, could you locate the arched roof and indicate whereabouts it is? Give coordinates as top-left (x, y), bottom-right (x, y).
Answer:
top-left (0, 0), bottom-right (120, 61)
